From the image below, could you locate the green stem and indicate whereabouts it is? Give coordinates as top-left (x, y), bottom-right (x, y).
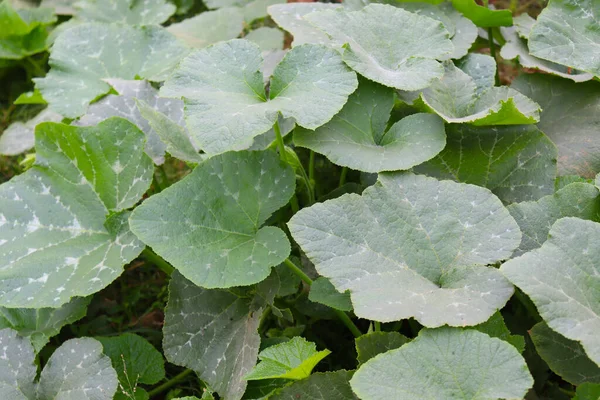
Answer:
top-left (488, 28), bottom-right (500, 85)
top-left (142, 248), bottom-right (174, 276)
top-left (273, 120), bottom-right (286, 163)
top-left (374, 321), bottom-right (381, 332)
top-left (339, 167), bottom-right (348, 187)
top-left (290, 193), bottom-right (300, 213)
top-left (298, 163), bottom-right (315, 205)
top-left (283, 258), bottom-right (362, 338)
top-left (309, 151), bottom-right (315, 182)
top-left (148, 369), bottom-right (194, 398)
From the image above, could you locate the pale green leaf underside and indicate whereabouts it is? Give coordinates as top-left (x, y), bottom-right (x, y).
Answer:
top-left (288, 172), bottom-right (520, 326)
top-left (305, 4), bottom-right (453, 91)
top-left (308, 277), bottom-right (352, 312)
top-left (0, 297), bottom-right (90, 353)
top-left (511, 73), bottom-right (600, 178)
top-left (0, 328), bottom-right (118, 400)
top-left (163, 272), bottom-right (262, 400)
top-left (160, 39), bottom-right (357, 155)
top-left (530, 322), bottom-right (600, 385)
top-left (167, 7), bottom-right (244, 48)
top-left (528, 0), bottom-right (600, 77)
top-left (34, 23), bottom-right (189, 118)
top-left (0, 118), bottom-right (152, 308)
top-left (245, 336), bottom-right (330, 380)
top-left (129, 150), bottom-right (294, 288)
top-left (270, 371), bottom-right (358, 400)
top-left (295, 77), bottom-right (446, 173)
top-left (355, 331), bottom-right (409, 365)
top-left (268, 3), bottom-right (342, 47)
top-left (0, 109), bottom-right (62, 156)
top-left (501, 217), bottom-right (600, 366)
top-left (415, 124), bottom-right (557, 204)
top-left (507, 182), bottom-right (600, 257)
top-left (351, 328), bottom-right (533, 400)
top-left (74, 0), bottom-right (176, 25)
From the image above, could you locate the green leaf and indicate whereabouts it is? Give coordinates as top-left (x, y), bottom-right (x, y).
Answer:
top-left (268, 3), bottom-right (342, 47)
top-left (574, 383), bottom-right (600, 400)
top-left (414, 124), bottom-right (557, 204)
top-left (556, 175), bottom-right (593, 191)
top-left (473, 311), bottom-right (525, 352)
top-left (130, 150), bottom-right (293, 288)
top-left (308, 277), bottom-right (352, 312)
top-left (34, 23), bottom-right (189, 118)
top-left (136, 99), bottom-right (203, 164)
top-left (501, 217), bottom-right (600, 366)
top-left (73, 0), bottom-right (176, 25)
top-left (242, 0), bottom-right (284, 23)
top-left (305, 4), bottom-right (453, 91)
top-left (0, 297), bottom-right (90, 353)
top-left (167, 7), bottom-right (244, 48)
top-left (288, 172), bottom-right (520, 326)
top-left (76, 79), bottom-right (187, 165)
top-left (406, 59), bottom-right (540, 125)
top-left (355, 331), bottom-right (409, 365)
top-left (269, 371), bottom-right (358, 400)
top-left (0, 109), bottom-right (63, 156)
top-left (451, 0), bottom-right (512, 27)
top-left (528, 0), bottom-right (600, 77)
top-left (40, 0), bottom-right (76, 14)
top-left (243, 379), bottom-right (286, 399)
top-left (294, 77), bottom-right (446, 173)
top-left (245, 337), bottom-right (331, 381)
top-left (0, 118), bottom-right (152, 308)
top-left (511, 73), bottom-right (600, 177)
top-left (14, 89), bottom-right (46, 105)
top-left (507, 182), bottom-right (600, 256)
top-left (163, 272), bottom-right (263, 400)
top-left (161, 39), bottom-right (357, 155)
top-left (530, 322), bottom-right (600, 385)
top-left (351, 327), bottom-right (533, 399)
top-left (97, 333), bottom-right (165, 399)
top-left (245, 27), bottom-right (284, 52)
top-left (0, 328), bottom-right (118, 400)
top-left (0, 1), bottom-right (56, 59)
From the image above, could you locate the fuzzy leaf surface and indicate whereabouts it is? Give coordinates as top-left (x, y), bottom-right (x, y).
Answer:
top-left (268, 3), bottom-right (341, 46)
top-left (270, 371), bottom-right (358, 400)
top-left (355, 331), bottom-right (409, 365)
top-left (73, 0), bottom-right (176, 25)
top-left (0, 109), bottom-right (62, 156)
top-left (167, 7), bottom-right (244, 48)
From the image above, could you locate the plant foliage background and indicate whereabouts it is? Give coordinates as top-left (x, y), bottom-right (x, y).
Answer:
top-left (0, 0), bottom-right (599, 399)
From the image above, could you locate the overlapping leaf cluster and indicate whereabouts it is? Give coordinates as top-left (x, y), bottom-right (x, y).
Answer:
top-left (0, 0), bottom-right (599, 398)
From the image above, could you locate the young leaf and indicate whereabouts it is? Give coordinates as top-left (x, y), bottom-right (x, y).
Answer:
top-left (530, 322), bottom-right (600, 385)
top-left (305, 4), bottom-right (453, 91)
top-left (160, 39), bottom-right (358, 155)
top-left (130, 150), bottom-right (294, 288)
top-left (0, 328), bottom-right (119, 400)
top-left (0, 1), bottom-right (56, 60)
top-left (0, 118), bottom-right (152, 308)
top-left (288, 172), bottom-right (520, 326)
top-left (167, 7), bottom-right (244, 48)
top-left (294, 77), bottom-right (446, 173)
top-left (528, 0), bottom-right (600, 77)
top-left (501, 217), bottom-right (600, 366)
top-left (163, 272), bottom-right (263, 400)
top-left (97, 333), bottom-right (165, 400)
top-left (0, 109), bottom-right (62, 156)
top-left (34, 23), bottom-right (189, 118)
top-left (308, 277), bottom-right (352, 312)
top-left (269, 371), bottom-right (358, 400)
top-left (268, 3), bottom-right (342, 47)
top-left (473, 311), bottom-right (525, 352)
top-left (355, 331), bottom-right (409, 365)
top-left (574, 383), bottom-right (600, 400)
top-left (507, 182), bottom-right (600, 256)
top-left (75, 79), bottom-right (186, 165)
top-left (245, 336), bottom-right (331, 381)
top-left (451, 0), bottom-right (512, 27)
top-left (73, 0), bottom-right (176, 25)
top-left (415, 124), bottom-right (557, 204)
top-left (0, 297), bottom-right (90, 353)
top-left (511, 74), bottom-right (600, 177)
top-left (351, 328), bottom-right (533, 399)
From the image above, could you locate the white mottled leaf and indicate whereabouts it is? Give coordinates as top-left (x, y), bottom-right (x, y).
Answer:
top-left (305, 4), bottom-right (453, 90)
top-left (528, 0), bottom-right (600, 77)
top-left (0, 109), bottom-right (62, 156)
top-left (34, 23), bottom-right (189, 118)
top-left (74, 0), bottom-right (176, 25)
top-left (129, 150), bottom-right (294, 288)
top-left (160, 39), bottom-right (357, 155)
top-left (295, 77), bottom-right (446, 173)
top-left (167, 7), bottom-right (244, 48)
top-left (501, 217), bottom-right (600, 366)
top-left (351, 328), bottom-right (533, 400)
top-left (0, 118), bottom-right (152, 308)
top-left (288, 172), bottom-right (520, 326)
top-left (268, 3), bottom-right (342, 47)
top-left (0, 328), bottom-right (36, 400)
top-left (163, 272), bottom-right (262, 400)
